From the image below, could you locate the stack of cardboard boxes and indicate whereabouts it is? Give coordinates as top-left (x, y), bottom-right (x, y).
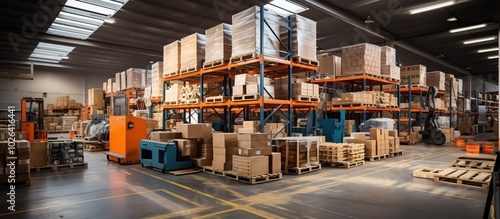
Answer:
top-left (204, 23), bottom-right (232, 67)
top-left (344, 120), bottom-right (355, 136)
top-left (88, 88), bottom-right (104, 108)
top-left (380, 46), bottom-right (400, 81)
top-left (30, 142), bottom-right (48, 167)
top-left (212, 133), bottom-right (238, 170)
top-left (317, 54), bottom-right (341, 77)
top-left (400, 65), bottom-right (427, 86)
top-left (175, 123), bottom-right (213, 167)
top-left (426, 71), bottom-right (446, 91)
top-left (235, 121), bottom-right (286, 138)
top-left (333, 91), bottom-right (397, 106)
top-left (281, 14), bottom-right (317, 63)
top-left (341, 43), bottom-right (381, 76)
top-left (126, 68), bottom-right (147, 89)
top-left (232, 133), bottom-right (280, 176)
top-left (233, 74), bottom-right (274, 99)
top-left (163, 41), bottom-right (181, 76)
top-left (106, 78), bottom-right (115, 94)
top-left (180, 33), bottom-right (206, 73)
top-left (274, 77), bottom-right (319, 100)
top-left (151, 62), bottom-right (164, 98)
top-left (369, 128), bottom-right (390, 156)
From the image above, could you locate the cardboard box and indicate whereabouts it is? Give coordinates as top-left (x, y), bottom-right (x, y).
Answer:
top-left (388, 130), bottom-right (398, 138)
top-left (234, 74), bottom-right (257, 86)
top-left (212, 133), bottom-right (238, 148)
top-left (176, 123), bottom-right (212, 139)
top-left (163, 41), bottom-right (181, 75)
top-left (30, 142), bottom-right (48, 167)
top-left (238, 140), bottom-right (271, 149)
top-left (232, 155), bottom-right (269, 177)
top-left (237, 133), bottom-right (272, 141)
top-left (88, 88), bottom-right (104, 107)
top-left (180, 33), bottom-right (206, 71)
top-left (232, 85), bottom-right (246, 96)
top-left (150, 131), bottom-right (182, 142)
top-left (174, 139), bottom-right (198, 157)
top-left (212, 161), bottom-right (232, 170)
top-left (205, 23), bottom-right (232, 64)
top-left (346, 139), bottom-right (366, 144)
top-left (238, 147), bottom-right (272, 157)
top-left (317, 54), bottom-right (341, 76)
top-left (269, 152), bottom-right (281, 173)
top-left (365, 140), bottom-right (376, 156)
top-left (237, 128), bottom-right (256, 134)
top-left (192, 158), bottom-right (211, 168)
top-left (370, 128), bottom-right (383, 140)
top-left (353, 133), bottom-right (365, 140)
top-left (341, 43), bottom-right (381, 75)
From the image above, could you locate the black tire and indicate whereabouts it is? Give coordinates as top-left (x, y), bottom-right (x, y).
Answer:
top-left (433, 131), bottom-right (446, 146)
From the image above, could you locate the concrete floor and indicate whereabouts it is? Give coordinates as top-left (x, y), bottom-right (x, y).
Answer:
top-left (0, 137), bottom-right (492, 219)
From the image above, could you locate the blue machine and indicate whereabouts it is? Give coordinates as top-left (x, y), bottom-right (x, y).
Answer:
top-left (140, 140), bottom-right (192, 173)
top-left (318, 110), bottom-right (345, 143)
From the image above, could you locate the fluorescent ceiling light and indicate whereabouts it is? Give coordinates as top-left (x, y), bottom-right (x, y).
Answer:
top-left (488, 55), bottom-right (499, 59)
top-left (104, 18), bottom-right (116, 24)
top-left (47, 28), bottom-right (90, 39)
top-left (65, 0), bottom-right (116, 16)
top-left (449, 24), bottom-right (486, 33)
top-left (51, 23), bottom-right (94, 34)
top-left (54, 17), bottom-right (99, 30)
top-left (478, 48), bottom-right (498, 53)
top-left (409, 1), bottom-right (455, 15)
top-left (447, 16), bottom-right (457, 22)
top-left (266, 0), bottom-right (308, 16)
top-left (29, 42), bottom-right (75, 63)
top-left (59, 11), bottom-right (104, 25)
top-left (62, 56), bottom-right (69, 60)
top-left (463, 37), bottom-right (496, 44)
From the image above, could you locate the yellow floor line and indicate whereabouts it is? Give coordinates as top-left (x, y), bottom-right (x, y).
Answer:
top-left (146, 206), bottom-right (212, 219)
top-left (191, 208), bottom-right (238, 219)
top-left (160, 189), bottom-right (202, 207)
top-left (122, 170), bottom-right (132, 175)
top-left (0, 189), bottom-right (160, 216)
top-left (290, 200), bottom-right (358, 219)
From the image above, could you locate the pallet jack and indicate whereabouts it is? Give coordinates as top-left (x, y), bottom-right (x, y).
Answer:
top-left (419, 86), bottom-right (446, 145)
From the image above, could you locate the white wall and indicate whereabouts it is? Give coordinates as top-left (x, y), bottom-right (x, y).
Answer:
top-left (0, 69), bottom-right (114, 110)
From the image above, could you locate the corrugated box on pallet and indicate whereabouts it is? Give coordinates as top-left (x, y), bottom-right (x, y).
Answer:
top-left (180, 33), bottom-right (206, 72)
top-left (88, 88), bottom-right (104, 107)
top-left (120, 71), bottom-right (126, 91)
top-left (126, 68), bottom-right (145, 89)
top-left (245, 84), bottom-right (275, 99)
top-left (292, 82), bottom-right (309, 96)
top-left (380, 46), bottom-right (396, 66)
top-left (142, 69), bottom-right (152, 87)
top-left (317, 54), bottom-right (341, 76)
top-left (30, 142), bottom-right (48, 167)
top-left (163, 40), bottom-right (181, 76)
top-left (238, 147), bottom-right (272, 156)
top-left (62, 116), bottom-right (78, 131)
top-left (234, 74), bottom-right (257, 85)
top-left (457, 78), bottom-right (463, 94)
top-left (231, 6), bottom-right (282, 59)
top-left (165, 83), bottom-right (183, 102)
top-left (176, 123), bottom-right (212, 139)
top-left (174, 139), bottom-right (197, 157)
top-left (400, 65), bottom-right (426, 86)
top-left (112, 82), bottom-right (119, 93)
top-left (115, 72), bottom-right (121, 91)
top-left (150, 131), bottom-right (182, 142)
top-left (280, 14), bottom-right (317, 62)
top-left (205, 23), bottom-right (232, 64)
top-left (232, 155), bottom-right (269, 177)
top-left (269, 152), bottom-right (281, 173)
top-left (365, 140), bottom-right (376, 156)
top-left (380, 65), bottom-right (400, 81)
top-left (426, 71), bottom-right (445, 91)
top-left (341, 43), bottom-right (381, 76)
top-left (151, 61), bottom-right (164, 98)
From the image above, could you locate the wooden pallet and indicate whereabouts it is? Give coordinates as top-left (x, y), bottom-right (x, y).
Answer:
top-left (324, 160), bottom-right (365, 168)
top-left (164, 100), bottom-right (180, 106)
top-left (376, 104), bottom-right (398, 108)
top-left (201, 166), bottom-right (226, 177)
top-left (400, 84), bottom-right (428, 89)
top-left (365, 154), bottom-right (390, 161)
top-left (332, 103), bottom-right (377, 107)
top-left (449, 159), bottom-right (494, 172)
top-left (180, 99), bottom-right (199, 105)
top-left (338, 73), bottom-right (393, 81)
top-left (390, 150), bottom-right (404, 157)
top-left (84, 144), bottom-right (103, 152)
top-left (205, 96), bottom-right (228, 104)
top-left (413, 167), bottom-right (444, 179)
top-left (232, 94), bottom-right (259, 102)
top-left (292, 56), bottom-right (319, 66)
top-left (30, 162), bottom-right (88, 171)
top-left (1, 179), bottom-right (30, 187)
top-left (230, 53), bottom-right (258, 63)
top-left (285, 164), bottom-right (321, 175)
top-left (225, 172), bottom-right (282, 184)
top-left (434, 168), bottom-right (491, 189)
top-left (169, 169), bottom-right (200, 176)
top-left (203, 59), bottom-right (228, 69)
top-left (180, 66), bottom-right (199, 74)
top-left (293, 95), bottom-right (319, 102)
top-left (379, 75), bottom-right (401, 83)
top-left (163, 71), bottom-right (178, 77)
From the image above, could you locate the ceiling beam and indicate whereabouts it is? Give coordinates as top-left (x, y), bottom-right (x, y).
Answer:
top-left (300, 0), bottom-right (473, 76)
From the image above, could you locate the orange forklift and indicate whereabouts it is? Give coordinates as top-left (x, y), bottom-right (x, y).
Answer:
top-left (21, 97), bottom-right (48, 141)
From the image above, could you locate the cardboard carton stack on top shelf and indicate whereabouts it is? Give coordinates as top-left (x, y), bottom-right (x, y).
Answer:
top-left (212, 133), bottom-right (239, 171)
top-left (204, 23), bottom-right (232, 68)
top-left (332, 91), bottom-right (397, 106)
top-left (163, 41), bottom-right (181, 76)
top-left (126, 68), bottom-right (146, 89)
top-left (274, 77), bottom-right (319, 101)
top-left (280, 14), bottom-right (317, 63)
top-left (115, 72), bottom-right (122, 91)
top-left (151, 62), bottom-right (163, 98)
top-left (180, 33), bottom-right (206, 73)
top-left (426, 71), bottom-right (446, 91)
top-left (88, 88), bottom-right (104, 108)
top-left (341, 43), bottom-right (381, 76)
top-left (380, 46), bottom-right (400, 81)
top-left (400, 64), bottom-right (427, 86)
top-left (106, 78), bottom-right (115, 94)
top-left (317, 54), bottom-right (341, 77)
top-left (231, 6), bottom-right (281, 60)
top-left (232, 74), bottom-right (274, 99)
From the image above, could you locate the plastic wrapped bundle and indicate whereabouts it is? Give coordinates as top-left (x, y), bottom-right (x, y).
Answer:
top-left (205, 23), bottom-right (232, 64)
top-left (231, 6), bottom-right (282, 59)
top-left (359, 118), bottom-right (395, 132)
top-left (112, 82), bottom-right (119, 93)
top-left (341, 43), bottom-right (381, 76)
top-left (62, 116), bottom-right (78, 131)
top-left (107, 78), bottom-right (115, 93)
top-left (163, 41), bottom-right (181, 76)
top-left (115, 72), bottom-right (121, 91)
top-left (142, 69), bottom-right (152, 87)
top-left (126, 68), bottom-right (145, 89)
top-left (180, 33), bottom-right (206, 72)
top-left (120, 71), bottom-right (126, 91)
top-left (151, 62), bottom-right (163, 98)
top-left (280, 14), bottom-right (317, 62)
top-left (380, 46), bottom-right (396, 66)
top-left (102, 82), bottom-right (107, 92)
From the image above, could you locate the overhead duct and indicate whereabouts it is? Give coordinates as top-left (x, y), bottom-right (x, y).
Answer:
top-left (0, 63), bottom-right (34, 80)
top-left (301, 0), bottom-right (472, 76)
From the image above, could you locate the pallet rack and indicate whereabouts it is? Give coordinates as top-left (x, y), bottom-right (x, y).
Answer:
top-left (161, 6), bottom-right (318, 136)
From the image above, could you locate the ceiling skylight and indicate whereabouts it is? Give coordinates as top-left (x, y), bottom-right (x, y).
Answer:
top-left (266, 0), bottom-right (308, 16)
top-left (29, 42), bottom-right (75, 63)
top-left (29, 0), bottom-right (128, 63)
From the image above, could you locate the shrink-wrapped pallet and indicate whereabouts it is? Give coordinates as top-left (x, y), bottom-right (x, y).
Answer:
top-left (88, 88), bottom-right (104, 107)
top-left (112, 82), bottom-right (119, 93)
top-left (381, 65), bottom-right (400, 81)
top-left (142, 69), bottom-right (152, 87)
top-left (165, 83), bottom-right (183, 103)
top-left (151, 62), bottom-right (163, 98)
top-left (120, 71), bottom-right (126, 91)
top-left (231, 6), bottom-right (281, 59)
top-left (457, 78), bottom-right (463, 94)
top-left (180, 33), bottom-right (206, 72)
top-left (126, 68), bottom-right (145, 89)
top-left (426, 71), bottom-right (445, 90)
top-left (115, 72), bottom-right (122, 91)
top-left (107, 78), bottom-right (115, 93)
top-left (280, 14), bottom-right (317, 62)
top-left (62, 116), bottom-right (79, 131)
top-left (102, 82), bottom-right (107, 93)
top-left (380, 46), bottom-right (396, 66)
top-left (317, 54), bottom-right (341, 76)
top-left (163, 41), bottom-right (181, 76)
top-left (205, 23), bottom-right (232, 65)
top-left (341, 43), bottom-right (381, 76)
top-left (400, 65), bottom-right (426, 86)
